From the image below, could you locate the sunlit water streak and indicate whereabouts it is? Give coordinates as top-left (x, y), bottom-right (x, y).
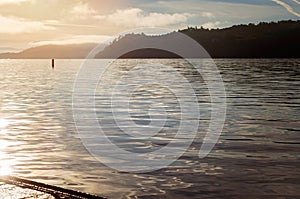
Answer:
top-left (0, 59), bottom-right (299, 198)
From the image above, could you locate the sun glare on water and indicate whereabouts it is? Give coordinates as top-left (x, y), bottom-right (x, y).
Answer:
top-left (0, 152), bottom-right (14, 176)
top-left (0, 161), bottom-right (13, 176)
top-left (0, 119), bottom-right (13, 176)
top-left (0, 119), bottom-right (8, 128)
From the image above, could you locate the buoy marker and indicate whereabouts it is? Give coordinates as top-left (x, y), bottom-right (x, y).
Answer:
top-left (52, 58), bottom-right (55, 69)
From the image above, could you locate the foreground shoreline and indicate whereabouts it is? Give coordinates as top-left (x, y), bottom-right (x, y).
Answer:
top-left (0, 176), bottom-right (105, 199)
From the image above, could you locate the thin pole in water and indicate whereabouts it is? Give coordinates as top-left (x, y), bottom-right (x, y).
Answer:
top-left (52, 58), bottom-right (55, 69)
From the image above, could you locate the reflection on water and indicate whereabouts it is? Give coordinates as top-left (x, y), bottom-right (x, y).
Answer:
top-left (0, 59), bottom-right (299, 198)
top-left (0, 119), bottom-right (14, 176)
top-left (0, 119), bottom-right (8, 128)
top-left (0, 159), bottom-right (13, 176)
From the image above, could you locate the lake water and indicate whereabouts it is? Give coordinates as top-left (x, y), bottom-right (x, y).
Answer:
top-left (0, 59), bottom-right (299, 198)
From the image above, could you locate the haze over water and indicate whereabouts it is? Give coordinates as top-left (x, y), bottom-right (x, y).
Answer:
top-left (0, 59), bottom-right (299, 198)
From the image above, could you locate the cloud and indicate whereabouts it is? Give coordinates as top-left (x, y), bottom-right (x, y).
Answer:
top-left (0, 15), bottom-right (53, 34)
top-left (95, 8), bottom-right (193, 27)
top-left (292, 0), bottom-right (300, 6)
top-left (202, 21), bottom-right (221, 29)
top-left (0, 46), bottom-right (19, 53)
top-left (45, 20), bottom-right (97, 28)
top-left (70, 1), bottom-right (97, 16)
top-left (271, 0), bottom-right (300, 17)
top-left (155, 0), bottom-right (295, 28)
top-left (201, 12), bottom-right (215, 18)
top-left (29, 35), bottom-right (111, 46)
top-left (0, 0), bottom-right (31, 4)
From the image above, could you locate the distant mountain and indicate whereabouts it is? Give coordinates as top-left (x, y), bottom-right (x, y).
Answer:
top-left (96, 20), bottom-right (300, 58)
top-left (0, 43), bottom-right (97, 59)
top-left (1, 20), bottom-right (299, 59)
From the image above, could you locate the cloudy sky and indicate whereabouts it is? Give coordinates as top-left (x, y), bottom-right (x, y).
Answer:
top-left (0, 0), bottom-right (299, 52)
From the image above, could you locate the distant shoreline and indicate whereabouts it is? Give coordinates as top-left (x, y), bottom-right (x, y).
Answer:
top-left (1, 20), bottom-right (299, 59)
top-left (2, 57), bottom-right (300, 60)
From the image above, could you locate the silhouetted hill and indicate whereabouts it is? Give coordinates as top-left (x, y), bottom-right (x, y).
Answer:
top-left (96, 20), bottom-right (300, 58)
top-left (0, 43), bottom-right (97, 59)
top-left (1, 20), bottom-right (299, 59)
top-left (96, 33), bottom-right (185, 58)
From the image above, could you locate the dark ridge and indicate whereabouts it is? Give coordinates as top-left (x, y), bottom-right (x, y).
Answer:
top-left (96, 20), bottom-right (300, 59)
top-left (0, 20), bottom-right (299, 59)
top-left (120, 49), bottom-right (181, 59)
top-left (0, 43), bottom-right (97, 59)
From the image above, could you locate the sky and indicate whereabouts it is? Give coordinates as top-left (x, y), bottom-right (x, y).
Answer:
top-left (0, 0), bottom-right (299, 52)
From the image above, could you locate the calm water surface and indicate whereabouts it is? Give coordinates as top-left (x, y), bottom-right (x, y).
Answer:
top-left (0, 59), bottom-right (299, 198)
